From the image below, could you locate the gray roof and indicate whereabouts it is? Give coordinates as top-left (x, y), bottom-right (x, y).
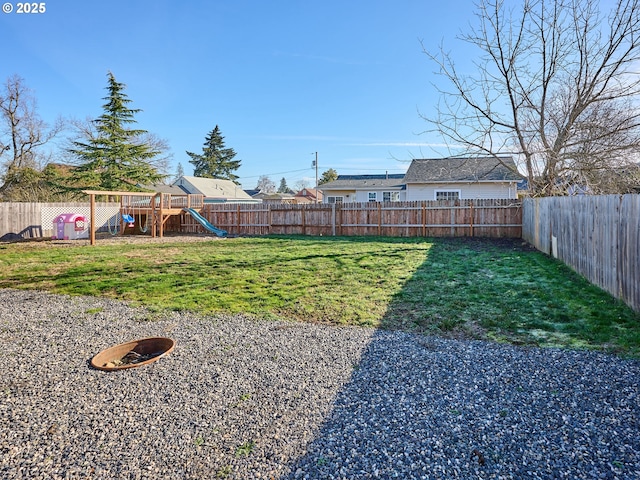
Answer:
top-left (140, 183), bottom-right (189, 195)
top-left (320, 174), bottom-right (406, 190)
top-left (176, 176), bottom-right (255, 200)
top-left (404, 157), bottom-right (523, 183)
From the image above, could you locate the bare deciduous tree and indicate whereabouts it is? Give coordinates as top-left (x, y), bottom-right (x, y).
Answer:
top-left (256, 175), bottom-right (276, 193)
top-left (0, 75), bottom-right (64, 196)
top-left (425, 0), bottom-right (640, 195)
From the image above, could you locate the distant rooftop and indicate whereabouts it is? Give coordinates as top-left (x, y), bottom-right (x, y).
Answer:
top-left (320, 174), bottom-right (405, 189)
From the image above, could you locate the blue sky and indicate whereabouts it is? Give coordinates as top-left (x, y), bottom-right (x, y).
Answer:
top-left (2, 0), bottom-right (477, 189)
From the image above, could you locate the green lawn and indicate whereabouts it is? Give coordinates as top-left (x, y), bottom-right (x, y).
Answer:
top-left (1, 235), bottom-right (639, 357)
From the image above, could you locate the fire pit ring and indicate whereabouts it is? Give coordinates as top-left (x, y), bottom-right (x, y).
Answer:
top-left (91, 337), bottom-right (175, 371)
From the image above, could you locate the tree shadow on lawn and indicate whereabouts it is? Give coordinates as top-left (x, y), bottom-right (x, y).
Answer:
top-left (281, 237), bottom-right (640, 479)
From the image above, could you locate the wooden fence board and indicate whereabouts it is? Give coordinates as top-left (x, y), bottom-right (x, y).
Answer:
top-left (200, 200), bottom-right (522, 238)
top-left (522, 195), bottom-right (640, 313)
top-left (0, 202), bottom-right (116, 239)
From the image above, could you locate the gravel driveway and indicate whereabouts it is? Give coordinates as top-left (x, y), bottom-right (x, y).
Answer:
top-left (1, 289), bottom-right (638, 479)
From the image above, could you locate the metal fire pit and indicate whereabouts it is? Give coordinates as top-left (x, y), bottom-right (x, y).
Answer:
top-left (91, 337), bottom-right (175, 371)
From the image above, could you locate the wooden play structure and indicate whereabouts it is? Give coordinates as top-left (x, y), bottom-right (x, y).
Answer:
top-left (83, 190), bottom-right (206, 245)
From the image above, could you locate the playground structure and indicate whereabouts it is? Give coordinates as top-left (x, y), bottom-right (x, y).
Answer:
top-left (83, 190), bottom-right (227, 245)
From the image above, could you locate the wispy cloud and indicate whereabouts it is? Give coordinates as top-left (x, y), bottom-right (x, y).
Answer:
top-left (344, 142), bottom-right (464, 148)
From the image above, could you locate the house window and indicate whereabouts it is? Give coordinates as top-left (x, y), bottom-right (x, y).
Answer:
top-left (435, 190), bottom-right (460, 201)
top-left (327, 196), bottom-right (343, 204)
top-left (368, 192), bottom-right (377, 202)
top-left (383, 191), bottom-right (400, 202)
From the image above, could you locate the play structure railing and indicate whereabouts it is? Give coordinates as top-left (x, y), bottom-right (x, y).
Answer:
top-left (119, 193), bottom-right (205, 210)
top-left (158, 193), bottom-right (204, 209)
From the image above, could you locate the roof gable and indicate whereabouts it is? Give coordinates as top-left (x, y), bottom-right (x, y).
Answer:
top-left (404, 157), bottom-right (523, 183)
top-left (175, 176), bottom-right (254, 200)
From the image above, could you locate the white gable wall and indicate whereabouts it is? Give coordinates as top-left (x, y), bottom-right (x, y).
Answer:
top-left (353, 189), bottom-right (406, 202)
top-left (174, 177), bottom-right (197, 194)
top-left (321, 189), bottom-right (356, 202)
top-left (405, 182), bottom-right (517, 201)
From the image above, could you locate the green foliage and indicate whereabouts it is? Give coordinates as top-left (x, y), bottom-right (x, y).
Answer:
top-left (0, 164), bottom-right (76, 201)
top-left (277, 177), bottom-right (291, 193)
top-left (66, 72), bottom-right (165, 192)
top-left (319, 168), bottom-right (338, 185)
top-left (187, 125), bottom-right (241, 182)
top-left (235, 440), bottom-right (255, 457)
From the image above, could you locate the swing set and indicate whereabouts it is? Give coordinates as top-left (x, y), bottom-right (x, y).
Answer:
top-left (83, 190), bottom-right (205, 245)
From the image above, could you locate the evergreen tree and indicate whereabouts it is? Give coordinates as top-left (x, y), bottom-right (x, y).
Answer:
top-left (187, 125), bottom-right (241, 182)
top-left (277, 177), bottom-right (290, 193)
top-left (67, 72), bottom-right (165, 192)
top-left (319, 168), bottom-right (338, 185)
top-left (173, 162), bottom-right (185, 182)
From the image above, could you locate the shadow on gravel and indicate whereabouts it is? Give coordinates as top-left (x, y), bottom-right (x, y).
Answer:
top-left (282, 238), bottom-right (640, 479)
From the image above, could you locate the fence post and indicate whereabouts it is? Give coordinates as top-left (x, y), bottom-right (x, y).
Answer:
top-left (302, 206), bottom-right (306, 235)
top-left (378, 203), bottom-right (382, 236)
top-left (470, 200), bottom-right (474, 237)
top-left (331, 203), bottom-right (336, 236)
top-left (236, 204), bottom-right (241, 234)
top-left (90, 194), bottom-right (96, 245)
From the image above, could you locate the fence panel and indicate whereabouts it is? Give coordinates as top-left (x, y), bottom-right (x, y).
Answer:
top-left (2, 199), bottom-right (522, 240)
top-left (523, 195), bottom-right (640, 313)
top-left (202, 199), bottom-right (522, 238)
top-left (0, 202), bottom-right (119, 239)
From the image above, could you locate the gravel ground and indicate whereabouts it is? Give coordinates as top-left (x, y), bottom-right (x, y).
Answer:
top-left (1, 289), bottom-right (639, 480)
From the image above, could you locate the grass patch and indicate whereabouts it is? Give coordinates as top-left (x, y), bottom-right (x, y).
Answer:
top-left (0, 235), bottom-right (638, 356)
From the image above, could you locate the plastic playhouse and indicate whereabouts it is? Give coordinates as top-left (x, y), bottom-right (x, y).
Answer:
top-left (52, 213), bottom-right (88, 240)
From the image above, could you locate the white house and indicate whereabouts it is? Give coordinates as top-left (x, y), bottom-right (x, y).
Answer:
top-left (319, 157), bottom-right (522, 203)
top-left (319, 174), bottom-right (406, 204)
top-left (404, 157), bottom-right (522, 200)
top-left (173, 176), bottom-right (260, 204)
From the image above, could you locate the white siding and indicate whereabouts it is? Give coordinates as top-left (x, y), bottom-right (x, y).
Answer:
top-left (354, 189), bottom-right (405, 202)
top-left (321, 189), bottom-right (356, 203)
top-left (405, 182), bottom-right (516, 201)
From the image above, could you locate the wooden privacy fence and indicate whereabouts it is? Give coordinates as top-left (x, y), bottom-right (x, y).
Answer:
top-left (522, 195), bottom-right (640, 313)
top-left (0, 202), bottom-right (116, 240)
top-left (192, 199), bottom-right (522, 238)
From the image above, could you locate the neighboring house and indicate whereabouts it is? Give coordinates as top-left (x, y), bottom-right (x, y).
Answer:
top-left (319, 157), bottom-right (522, 203)
top-left (244, 189), bottom-right (261, 198)
top-left (252, 191), bottom-right (297, 204)
top-left (294, 188), bottom-right (323, 204)
top-left (319, 174), bottom-right (406, 203)
top-left (173, 176), bottom-right (260, 203)
top-left (404, 157), bottom-right (522, 200)
top-left (142, 183), bottom-right (188, 195)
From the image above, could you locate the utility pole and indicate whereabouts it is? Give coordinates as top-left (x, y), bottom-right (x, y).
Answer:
top-left (312, 151), bottom-right (318, 204)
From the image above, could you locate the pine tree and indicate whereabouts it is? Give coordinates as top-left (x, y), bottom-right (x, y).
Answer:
top-left (67, 72), bottom-right (164, 192)
top-left (173, 162), bottom-right (185, 182)
top-left (187, 126), bottom-right (241, 182)
top-left (277, 177), bottom-right (290, 193)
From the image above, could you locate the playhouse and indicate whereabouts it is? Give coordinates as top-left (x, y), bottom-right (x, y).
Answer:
top-left (52, 213), bottom-right (88, 240)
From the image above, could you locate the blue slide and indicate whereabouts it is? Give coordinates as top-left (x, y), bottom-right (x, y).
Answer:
top-left (183, 208), bottom-right (228, 237)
